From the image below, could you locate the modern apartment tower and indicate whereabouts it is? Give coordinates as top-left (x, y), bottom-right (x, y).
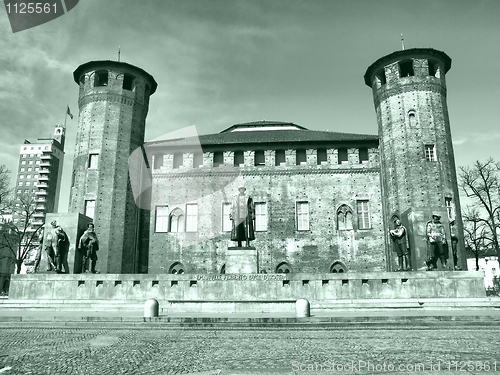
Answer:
top-left (15, 125), bottom-right (66, 228)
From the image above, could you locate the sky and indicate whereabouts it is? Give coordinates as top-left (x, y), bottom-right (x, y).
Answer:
top-left (0, 0), bottom-right (499, 212)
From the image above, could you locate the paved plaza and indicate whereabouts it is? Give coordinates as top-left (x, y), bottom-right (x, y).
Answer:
top-left (0, 323), bottom-right (499, 375)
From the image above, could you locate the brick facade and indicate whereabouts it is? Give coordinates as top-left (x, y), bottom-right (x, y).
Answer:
top-left (69, 61), bottom-right (157, 273)
top-left (69, 48), bottom-right (465, 275)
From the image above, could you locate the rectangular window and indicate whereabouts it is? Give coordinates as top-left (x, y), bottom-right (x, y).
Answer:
top-left (275, 150), bottom-right (286, 166)
top-left (173, 153), bottom-right (183, 169)
top-left (234, 151), bottom-right (244, 166)
top-left (222, 202), bottom-right (232, 232)
top-left (153, 153), bottom-right (164, 169)
top-left (254, 150), bottom-right (265, 166)
top-left (26, 181), bottom-right (31, 186)
top-left (88, 154), bottom-right (99, 169)
top-left (85, 200), bottom-right (96, 219)
top-left (20, 168), bottom-right (25, 172)
top-left (296, 150), bottom-right (306, 165)
top-left (18, 182), bottom-right (23, 186)
top-left (19, 175), bottom-right (24, 179)
top-left (359, 148), bottom-right (369, 163)
top-left (186, 203), bottom-right (198, 232)
top-left (399, 60), bottom-right (414, 77)
top-left (425, 144), bottom-right (437, 161)
top-left (193, 152), bottom-right (203, 168)
top-left (338, 148), bottom-right (348, 164)
top-left (255, 202), bottom-right (268, 231)
top-left (155, 205), bottom-right (169, 233)
top-left (357, 200), bottom-right (371, 229)
top-left (95, 71), bottom-right (108, 87)
top-left (213, 151), bottom-right (223, 167)
top-left (317, 148), bottom-right (327, 164)
top-left (428, 60), bottom-right (438, 77)
top-left (296, 201), bottom-right (310, 231)
top-left (21, 161), bottom-right (26, 165)
top-left (445, 197), bottom-right (453, 220)
top-left (122, 74), bottom-right (135, 91)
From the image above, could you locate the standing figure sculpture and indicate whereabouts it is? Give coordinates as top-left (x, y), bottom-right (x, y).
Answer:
top-left (230, 186), bottom-right (255, 247)
top-left (389, 219), bottom-right (410, 271)
top-left (33, 227), bottom-right (45, 273)
top-left (48, 221), bottom-right (69, 274)
top-left (449, 220), bottom-right (461, 270)
top-left (426, 214), bottom-right (448, 271)
top-left (79, 223), bottom-right (99, 273)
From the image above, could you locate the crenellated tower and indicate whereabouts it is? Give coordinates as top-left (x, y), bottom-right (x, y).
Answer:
top-left (364, 48), bottom-right (466, 270)
top-left (69, 61), bottom-right (157, 273)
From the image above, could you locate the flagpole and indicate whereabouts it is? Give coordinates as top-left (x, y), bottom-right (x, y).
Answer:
top-left (64, 107), bottom-right (68, 127)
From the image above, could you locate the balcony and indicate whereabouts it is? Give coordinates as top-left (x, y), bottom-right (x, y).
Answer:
top-left (38, 175), bottom-right (49, 181)
top-left (35, 190), bottom-right (48, 196)
top-left (40, 161), bottom-right (50, 167)
top-left (36, 182), bottom-right (48, 188)
top-left (40, 154), bottom-right (51, 160)
top-left (36, 197), bottom-right (46, 202)
top-left (39, 168), bottom-right (50, 174)
top-left (35, 205), bottom-right (45, 211)
top-left (33, 212), bottom-right (45, 218)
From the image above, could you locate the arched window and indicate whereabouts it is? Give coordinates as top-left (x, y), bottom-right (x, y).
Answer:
top-left (169, 208), bottom-right (185, 233)
top-left (337, 204), bottom-right (353, 230)
top-left (220, 264), bottom-right (226, 274)
top-left (276, 262), bottom-right (291, 274)
top-left (330, 261), bottom-right (347, 273)
top-left (169, 262), bottom-right (185, 274)
top-left (408, 110), bottom-right (416, 127)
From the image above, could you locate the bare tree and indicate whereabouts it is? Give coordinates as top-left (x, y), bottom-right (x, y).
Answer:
top-left (0, 193), bottom-right (42, 274)
top-left (460, 158), bottom-right (500, 267)
top-left (462, 206), bottom-right (488, 270)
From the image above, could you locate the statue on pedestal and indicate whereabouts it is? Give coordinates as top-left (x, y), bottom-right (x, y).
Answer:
top-left (450, 219), bottom-right (461, 270)
top-left (79, 223), bottom-right (99, 273)
top-left (229, 186), bottom-right (255, 247)
top-left (47, 221), bottom-right (69, 274)
top-left (425, 214), bottom-right (448, 271)
top-left (389, 219), bottom-right (410, 271)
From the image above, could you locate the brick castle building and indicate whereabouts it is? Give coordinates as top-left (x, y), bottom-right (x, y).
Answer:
top-left (69, 48), bottom-right (466, 275)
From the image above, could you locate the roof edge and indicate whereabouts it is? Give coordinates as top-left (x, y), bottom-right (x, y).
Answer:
top-left (73, 60), bottom-right (158, 94)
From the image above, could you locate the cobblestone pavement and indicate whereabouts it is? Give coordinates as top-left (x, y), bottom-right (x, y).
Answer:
top-left (0, 324), bottom-right (499, 375)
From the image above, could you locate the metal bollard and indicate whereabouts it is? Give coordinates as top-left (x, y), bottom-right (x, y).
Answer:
top-left (144, 298), bottom-right (159, 318)
top-left (295, 298), bottom-right (310, 318)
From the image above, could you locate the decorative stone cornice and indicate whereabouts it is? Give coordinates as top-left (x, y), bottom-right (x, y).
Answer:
top-left (78, 92), bottom-right (146, 108)
top-left (152, 167), bottom-right (380, 179)
top-left (374, 82), bottom-right (447, 108)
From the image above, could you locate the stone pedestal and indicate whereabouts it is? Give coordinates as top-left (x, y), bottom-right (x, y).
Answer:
top-left (226, 247), bottom-right (258, 274)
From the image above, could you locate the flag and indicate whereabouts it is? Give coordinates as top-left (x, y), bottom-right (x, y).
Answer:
top-left (67, 106), bottom-right (74, 120)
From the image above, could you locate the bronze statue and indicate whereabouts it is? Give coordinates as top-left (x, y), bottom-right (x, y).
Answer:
top-left (51, 221), bottom-right (69, 273)
top-left (450, 219), bottom-right (461, 270)
top-left (229, 186), bottom-right (255, 247)
top-left (79, 223), bottom-right (99, 273)
top-left (389, 219), bottom-right (410, 271)
top-left (425, 214), bottom-right (448, 271)
top-left (33, 227), bottom-right (45, 273)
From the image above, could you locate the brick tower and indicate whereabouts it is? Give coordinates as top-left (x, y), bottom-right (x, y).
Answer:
top-left (364, 48), bottom-right (466, 271)
top-left (70, 61), bottom-right (157, 273)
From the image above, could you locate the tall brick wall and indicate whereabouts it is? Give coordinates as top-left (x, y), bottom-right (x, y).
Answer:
top-left (147, 146), bottom-right (386, 274)
top-left (365, 49), bottom-right (466, 270)
top-left (69, 61), bottom-right (157, 273)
